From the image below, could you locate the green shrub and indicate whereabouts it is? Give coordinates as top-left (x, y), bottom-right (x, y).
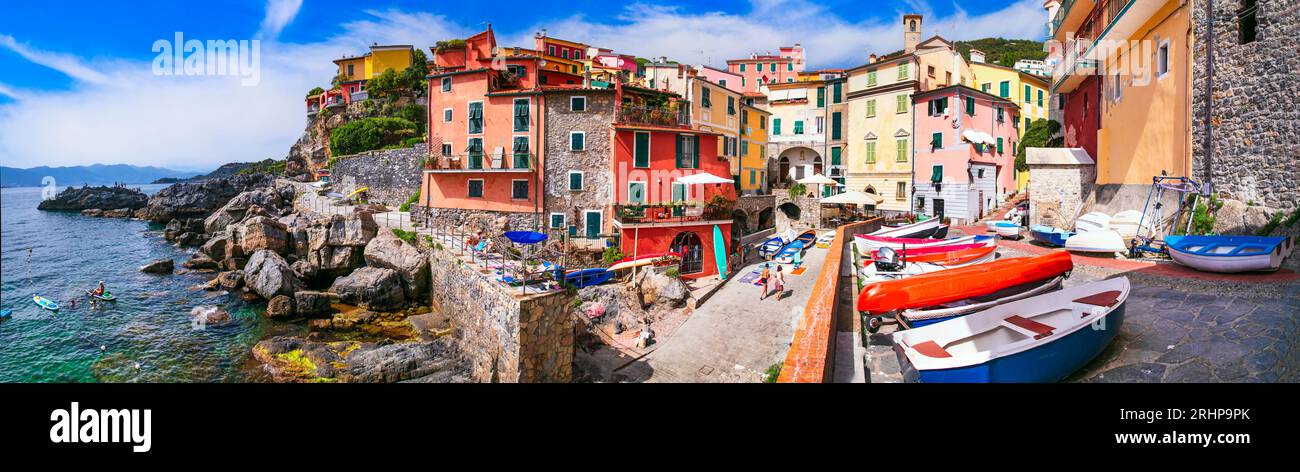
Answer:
top-left (306, 86), bottom-right (325, 98)
top-left (788, 183), bottom-right (807, 200)
top-left (1259, 212), bottom-right (1284, 236)
top-left (402, 136), bottom-right (424, 147)
top-left (1285, 207), bottom-right (1300, 228)
top-left (398, 190), bottom-right (421, 212)
top-left (763, 362), bottom-right (782, 383)
top-left (602, 247), bottom-right (624, 265)
top-left (329, 117), bottom-right (419, 156)
top-left (391, 228), bottom-right (418, 245)
top-left (665, 268), bottom-right (680, 278)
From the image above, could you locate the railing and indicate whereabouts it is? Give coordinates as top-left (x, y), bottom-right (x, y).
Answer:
top-left (350, 91), bottom-right (369, 101)
top-left (426, 152), bottom-right (536, 172)
top-left (613, 203), bottom-right (732, 225)
top-left (1051, 0), bottom-right (1077, 35)
top-left (617, 103), bottom-right (690, 128)
top-left (1076, 0), bottom-right (1130, 44)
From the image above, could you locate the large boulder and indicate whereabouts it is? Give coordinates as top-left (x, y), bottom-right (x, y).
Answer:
top-left (338, 340), bottom-right (461, 383)
top-left (201, 232), bottom-right (230, 260)
top-left (182, 254), bottom-right (219, 270)
top-left (295, 291), bottom-right (336, 318)
top-left (329, 267), bottom-right (405, 311)
top-left (38, 186), bottom-right (148, 212)
top-left (1213, 199), bottom-right (1275, 235)
top-left (266, 295), bottom-right (296, 319)
top-left (140, 258), bottom-right (174, 274)
top-left (243, 250), bottom-right (302, 300)
top-left (203, 188), bottom-right (285, 233)
top-left (316, 246), bottom-right (364, 278)
top-left (637, 269), bottom-right (688, 308)
top-left (217, 270), bottom-right (244, 290)
top-left (325, 212), bottom-right (378, 247)
top-left (137, 173), bottom-right (276, 222)
top-left (234, 216), bottom-right (288, 255)
top-left (363, 232), bottom-right (430, 300)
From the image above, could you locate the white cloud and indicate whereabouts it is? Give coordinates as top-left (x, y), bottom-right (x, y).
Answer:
top-left (256, 0), bottom-right (304, 40)
top-left (0, 1), bottom-right (1049, 170)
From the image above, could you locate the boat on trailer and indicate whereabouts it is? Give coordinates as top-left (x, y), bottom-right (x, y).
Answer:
top-left (1028, 225), bottom-right (1074, 247)
top-left (1164, 235), bottom-right (1294, 273)
top-left (892, 277), bottom-right (1130, 383)
top-left (870, 217), bottom-right (941, 238)
top-left (858, 246), bottom-right (998, 282)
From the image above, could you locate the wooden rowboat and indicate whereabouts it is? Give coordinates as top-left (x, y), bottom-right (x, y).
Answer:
top-left (1165, 235), bottom-right (1294, 273)
top-left (869, 217), bottom-right (941, 238)
top-left (853, 234), bottom-right (991, 252)
top-left (1064, 230), bottom-right (1126, 254)
top-left (856, 251), bottom-right (1073, 315)
top-left (892, 277), bottom-right (1129, 383)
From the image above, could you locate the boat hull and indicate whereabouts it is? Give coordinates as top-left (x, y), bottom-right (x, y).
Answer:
top-left (870, 217), bottom-right (939, 238)
top-left (1165, 235), bottom-right (1292, 273)
top-left (857, 252), bottom-right (1074, 314)
top-left (1074, 212), bottom-right (1111, 233)
top-left (1065, 230), bottom-right (1126, 253)
top-left (1028, 225), bottom-right (1072, 247)
top-left (993, 224), bottom-right (1021, 239)
top-left (898, 304), bottom-right (1124, 382)
top-left (854, 234), bottom-right (988, 252)
top-left (564, 268), bottom-right (614, 288)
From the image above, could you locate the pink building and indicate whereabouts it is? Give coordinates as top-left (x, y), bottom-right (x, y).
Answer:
top-left (725, 44), bottom-right (805, 93)
top-left (696, 65), bottom-right (742, 93)
top-left (911, 84), bottom-right (1020, 224)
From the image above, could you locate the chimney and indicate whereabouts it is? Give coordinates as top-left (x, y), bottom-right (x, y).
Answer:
top-left (969, 48), bottom-right (985, 64)
top-left (869, 53), bottom-right (877, 64)
top-left (903, 14), bottom-right (923, 54)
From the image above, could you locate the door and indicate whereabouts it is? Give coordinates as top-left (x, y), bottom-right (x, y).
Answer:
top-left (585, 211), bottom-right (602, 239)
top-left (933, 199), bottom-right (945, 221)
top-left (978, 191), bottom-right (984, 219)
top-left (671, 232), bottom-right (704, 274)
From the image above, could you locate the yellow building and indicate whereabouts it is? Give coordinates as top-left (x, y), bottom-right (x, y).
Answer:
top-left (970, 60), bottom-right (1050, 190)
top-left (845, 15), bottom-right (973, 214)
top-left (333, 44), bottom-right (416, 82)
top-left (739, 103), bottom-right (770, 194)
top-left (691, 77), bottom-right (743, 178)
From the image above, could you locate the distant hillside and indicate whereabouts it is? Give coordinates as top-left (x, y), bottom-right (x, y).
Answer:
top-left (954, 38), bottom-right (1048, 68)
top-left (189, 159), bottom-right (285, 181)
top-left (0, 164), bottom-right (201, 188)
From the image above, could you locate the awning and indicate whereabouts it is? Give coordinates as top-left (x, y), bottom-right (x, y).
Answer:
top-left (961, 129), bottom-right (996, 145)
top-left (796, 174), bottom-right (838, 185)
top-left (820, 190), bottom-right (884, 205)
top-left (676, 172), bottom-right (734, 185)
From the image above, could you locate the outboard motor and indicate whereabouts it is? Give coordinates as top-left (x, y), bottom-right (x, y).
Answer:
top-left (874, 246), bottom-right (905, 272)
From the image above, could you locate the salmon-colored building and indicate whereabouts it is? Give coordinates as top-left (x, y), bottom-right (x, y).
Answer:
top-left (726, 45), bottom-right (806, 93)
top-left (611, 83), bottom-right (737, 279)
top-left (419, 28), bottom-right (583, 226)
top-left (911, 84), bottom-right (1020, 224)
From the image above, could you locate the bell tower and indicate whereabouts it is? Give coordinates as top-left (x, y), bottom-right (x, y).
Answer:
top-left (904, 14), bottom-right (923, 54)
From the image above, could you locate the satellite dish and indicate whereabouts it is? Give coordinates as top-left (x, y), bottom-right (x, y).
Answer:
top-left (539, 59), bottom-right (548, 68)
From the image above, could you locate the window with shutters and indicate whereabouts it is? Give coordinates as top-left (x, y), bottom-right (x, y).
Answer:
top-left (898, 63), bottom-right (909, 80)
top-left (817, 87), bottom-right (825, 107)
top-left (628, 181), bottom-right (647, 204)
top-left (549, 213), bottom-right (565, 229)
top-left (675, 134), bottom-right (698, 168)
top-left (569, 171), bottom-right (584, 191)
top-left (831, 112), bottom-right (842, 140)
top-left (864, 141), bottom-right (876, 164)
top-left (965, 96), bottom-right (975, 115)
top-left (897, 94), bottom-right (908, 113)
top-left (739, 63), bottom-right (746, 72)
top-left (997, 137), bottom-right (1004, 154)
top-left (570, 131), bottom-right (585, 151)
top-left (513, 98), bottom-right (529, 132)
top-left (702, 88), bottom-right (712, 108)
top-left (467, 179), bottom-right (483, 198)
top-left (897, 182), bottom-right (906, 200)
top-left (634, 132), bottom-right (650, 168)
top-left (772, 118), bottom-right (781, 135)
top-left (896, 138), bottom-right (908, 162)
top-left (866, 99), bottom-right (876, 117)
top-left (467, 138), bottom-right (483, 169)
top-left (794, 121), bottom-right (804, 135)
top-left (999, 81), bottom-right (1010, 98)
top-left (1037, 90), bottom-right (1044, 107)
top-left (931, 132), bottom-right (942, 150)
top-left (467, 102), bottom-right (484, 134)
top-left (832, 82), bottom-right (842, 103)
top-left (512, 136), bottom-right (530, 169)
top-left (1024, 84), bottom-right (1031, 102)
top-left (830, 146), bottom-right (841, 166)
top-left (728, 96), bottom-right (736, 115)
top-left (671, 182), bottom-right (687, 202)
top-left (867, 70), bottom-right (877, 87)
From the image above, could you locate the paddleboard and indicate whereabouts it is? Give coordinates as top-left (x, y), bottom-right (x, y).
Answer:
top-left (33, 295), bottom-right (59, 311)
top-left (86, 290), bottom-right (117, 301)
top-left (712, 225), bottom-right (727, 280)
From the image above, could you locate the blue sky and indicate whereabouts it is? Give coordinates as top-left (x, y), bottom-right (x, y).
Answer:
top-left (0, 0), bottom-right (1048, 170)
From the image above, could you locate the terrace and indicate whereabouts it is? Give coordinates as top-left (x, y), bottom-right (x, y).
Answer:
top-left (424, 152), bottom-right (537, 173)
top-left (612, 201), bottom-right (733, 228)
top-left (616, 100), bottom-right (690, 128)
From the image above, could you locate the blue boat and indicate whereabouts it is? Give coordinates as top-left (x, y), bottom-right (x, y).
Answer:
top-left (563, 268), bottom-right (615, 288)
top-left (1165, 235), bottom-right (1294, 273)
top-left (1028, 225), bottom-right (1074, 247)
top-left (757, 235), bottom-right (786, 259)
top-left (892, 277), bottom-right (1129, 383)
top-left (774, 230), bottom-right (815, 264)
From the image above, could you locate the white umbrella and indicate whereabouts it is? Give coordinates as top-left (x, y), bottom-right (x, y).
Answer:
top-left (820, 190), bottom-right (884, 205)
top-left (796, 174), bottom-right (837, 185)
top-left (676, 172), bottom-right (734, 185)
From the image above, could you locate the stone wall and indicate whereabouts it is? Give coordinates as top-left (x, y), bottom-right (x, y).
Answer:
top-left (1192, 3), bottom-right (1299, 210)
top-left (1028, 164), bottom-right (1095, 229)
top-left (543, 90), bottom-right (617, 237)
top-left (427, 248), bottom-right (575, 382)
top-left (773, 188), bottom-right (822, 233)
top-left (331, 145), bottom-right (426, 207)
top-left (734, 194), bottom-right (776, 235)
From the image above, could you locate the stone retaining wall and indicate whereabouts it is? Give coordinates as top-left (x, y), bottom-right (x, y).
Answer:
top-left (331, 145), bottom-right (426, 207)
top-left (773, 189), bottom-right (822, 233)
top-left (427, 248), bottom-right (575, 382)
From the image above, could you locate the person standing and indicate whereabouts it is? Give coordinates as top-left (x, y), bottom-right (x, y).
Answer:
top-left (759, 263), bottom-right (771, 301)
top-left (773, 266), bottom-right (786, 301)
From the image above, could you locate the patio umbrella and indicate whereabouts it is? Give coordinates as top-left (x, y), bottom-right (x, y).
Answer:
top-left (675, 172), bottom-right (734, 185)
top-left (820, 190), bottom-right (884, 205)
top-left (796, 173), bottom-right (838, 198)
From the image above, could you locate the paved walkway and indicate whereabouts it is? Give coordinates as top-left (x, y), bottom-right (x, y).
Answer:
top-left (626, 246), bottom-right (830, 382)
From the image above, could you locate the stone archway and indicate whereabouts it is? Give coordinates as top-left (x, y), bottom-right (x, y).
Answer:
top-left (777, 146), bottom-right (822, 182)
top-left (731, 209), bottom-right (750, 235)
top-left (757, 207), bottom-right (774, 231)
top-left (778, 202), bottom-right (801, 220)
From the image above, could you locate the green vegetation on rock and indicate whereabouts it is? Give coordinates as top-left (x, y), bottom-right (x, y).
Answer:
top-left (329, 117), bottom-right (420, 157)
top-left (399, 190), bottom-right (421, 212)
top-left (1015, 119), bottom-right (1064, 172)
top-left (954, 38), bottom-right (1048, 68)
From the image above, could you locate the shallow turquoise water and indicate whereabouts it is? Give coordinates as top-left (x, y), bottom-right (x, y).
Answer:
top-left (0, 186), bottom-right (302, 382)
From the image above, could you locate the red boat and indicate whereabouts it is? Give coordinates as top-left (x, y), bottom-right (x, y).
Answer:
top-left (856, 252), bottom-right (1073, 315)
top-left (866, 245), bottom-right (997, 266)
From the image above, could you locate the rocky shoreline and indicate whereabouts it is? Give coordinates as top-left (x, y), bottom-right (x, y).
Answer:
top-left (49, 173), bottom-right (469, 382)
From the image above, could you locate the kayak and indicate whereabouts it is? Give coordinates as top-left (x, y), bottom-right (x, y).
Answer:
top-left (33, 295), bottom-right (59, 311)
top-left (607, 252), bottom-right (681, 271)
top-left (857, 251), bottom-right (1074, 315)
top-left (86, 290), bottom-right (117, 301)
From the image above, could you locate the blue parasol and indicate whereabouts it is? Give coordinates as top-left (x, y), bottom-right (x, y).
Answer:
top-left (504, 231), bottom-right (548, 245)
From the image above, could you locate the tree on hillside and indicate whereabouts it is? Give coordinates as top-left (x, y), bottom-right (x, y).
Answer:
top-left (1015, 119), bottom-right (1064, 172)
top-left (329, 117), bottom-right (420, 157)
top-left (401, 49), bottom-right (429, 96)
top-left (954, 38), bottom-right (1047, 66)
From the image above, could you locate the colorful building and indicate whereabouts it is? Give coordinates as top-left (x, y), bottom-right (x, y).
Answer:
top-left (725, 44), bottom-right (805, 93)
top-left (969, 57), bottom-right (1051, 191)
top-left (690, 77), bottom-right (742, 186)
top-left (306, 44), bottom-right (416, 112)
top-left (764, 75), bottom-right (847, 192)
top-left (844, 14), bottom-right (974, 214)
top-left (739, 103), bottom-right (770, 195)
top-left (697, 65), bottom-right (743, 93)
top-left (611, 83), bottom-right (736, 279)
top-left (911, 85), bottom-right (1020, 224)
top-left (419, 28), bottom-right (551, 229)
top-left (1046, 0), bottom-right (1192, 193)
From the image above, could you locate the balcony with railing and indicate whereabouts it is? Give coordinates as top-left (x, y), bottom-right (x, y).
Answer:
top-left (424, 152), bottom-right (536, 173)
top-left (1051, 0), bottom-right (1146, 92)
top-left (613, 201), bottom-right (734, 227)
top-left (616, 102), bottom-right (691, 128)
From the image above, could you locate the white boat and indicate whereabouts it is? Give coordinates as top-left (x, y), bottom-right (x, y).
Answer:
top-left (853, 234), bottom-right (992, 253)
top-left (870, 217), bottom-right (940, 238)
top-left (1064, 230), bottom-right (1126, 254)
top-left (1109, 210), bottom-right (1146, 241)
top-left (1074, 211), bottom-right (1111, 233)
top-left (858, 249), bottom-right (998, 282)
top-left (892, 277), bottom-right (1131, 383)
top-left (992, 222), bottom-right (1022, 239)
top-left (984, 220), bottom-right (1014, 231)
top-left (1165, 235), bottom-right (1294, 273)
top-left (815, 232), bottom-right (835, 248)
